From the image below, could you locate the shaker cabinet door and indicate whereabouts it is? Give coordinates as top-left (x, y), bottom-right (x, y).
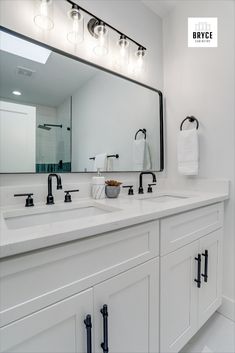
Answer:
top-left (0, 288), bottom-right (93, 353)
top-left (160, 242), bottom-right (199, 353)
top-left (198, 229), bottom-right (223, 328)
top-left (93, 259), bottom-right (159, 353)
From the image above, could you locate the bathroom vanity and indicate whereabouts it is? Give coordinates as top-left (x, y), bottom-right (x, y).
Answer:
top-left (0, 191), bottom-right (226, 353)
top-left (0, 23), bottom-right (230, 353)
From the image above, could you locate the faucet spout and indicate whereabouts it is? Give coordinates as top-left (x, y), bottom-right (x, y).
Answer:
top-left (138, 171), bottom-right (156, 194)
top-left (46, 174), bottom-right (63, 205)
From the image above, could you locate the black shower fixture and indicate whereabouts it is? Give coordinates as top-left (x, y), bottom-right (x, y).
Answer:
top-left (38, 124), bottom-right (63, 131)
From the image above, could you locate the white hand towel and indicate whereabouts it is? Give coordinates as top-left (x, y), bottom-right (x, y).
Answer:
top-left (177, 130), bottom-right (199, 175)
top-left (106, 157), bottom-right (114, 171)
top-left (94, 153), bottom-right (107, 171)
top-left (133, 139), bottom-right (146, 170)
top-left (144, 142), bottom-right (152, 170)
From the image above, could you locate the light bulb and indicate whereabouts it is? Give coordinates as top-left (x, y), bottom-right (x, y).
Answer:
top-left (135, 46), bottom-right (146, 72)
top-left (34, 0), bottom-right (54, 31)
top-left (67, 5), bottom-right (84, 45)
top-left (12, 91), bottom-right (22, 96)
top-left (118, 35), bottom-right (129, 57)
top-left (93, 21), bottom-right (109, 56)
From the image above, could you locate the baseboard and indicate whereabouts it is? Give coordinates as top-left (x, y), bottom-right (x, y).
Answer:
top-left (217, 295), bottom-right (235, 322)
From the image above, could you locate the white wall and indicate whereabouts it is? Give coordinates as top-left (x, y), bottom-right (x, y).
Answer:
top-left (163, 0), bottom-right (235, 320)
top-left (72, 72), bottom-right (160, 172)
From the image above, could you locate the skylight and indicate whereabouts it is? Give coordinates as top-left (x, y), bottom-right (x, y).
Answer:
top-left (0, 31), bottom-right (52, 64)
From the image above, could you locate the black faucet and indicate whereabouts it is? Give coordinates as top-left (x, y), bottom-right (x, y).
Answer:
top-left (138, 171), bottom-right (156, 194)
top-left (46, 174), bottom-right (63, 205)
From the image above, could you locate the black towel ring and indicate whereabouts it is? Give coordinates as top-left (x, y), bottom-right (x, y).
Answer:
top-left (135, 128), bottom-right (147, 140)
top-left (180, 116), bottom-right (199, 131)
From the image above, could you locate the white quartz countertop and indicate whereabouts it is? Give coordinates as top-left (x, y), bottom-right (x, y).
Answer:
top-left (0, 190), bottom-right (228, 259)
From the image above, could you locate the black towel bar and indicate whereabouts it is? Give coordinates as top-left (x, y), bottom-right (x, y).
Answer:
top-left (180, 116), bottom-right (199, 130)
top-left (89, 154), bottom-right (119, 160)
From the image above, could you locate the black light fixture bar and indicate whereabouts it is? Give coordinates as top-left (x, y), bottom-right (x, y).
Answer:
top-left (66, 0), bottom-right (146, 50)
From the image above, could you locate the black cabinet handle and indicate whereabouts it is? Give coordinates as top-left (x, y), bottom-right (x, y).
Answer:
top-left (84, 315), bottom-right (92, 353)
top-left (194, 254), bottom-right (202, 288)
top-left (100, 304), bottom-right (109, 353)
top-left (202, 250), bottom-right (209, 283)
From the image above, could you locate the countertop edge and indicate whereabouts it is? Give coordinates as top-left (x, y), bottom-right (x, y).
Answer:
top-left (0, 193), bottom-right (228, 259)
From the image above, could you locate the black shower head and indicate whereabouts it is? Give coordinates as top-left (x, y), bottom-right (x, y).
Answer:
top-left (38, 124), bottom-right (51, 131)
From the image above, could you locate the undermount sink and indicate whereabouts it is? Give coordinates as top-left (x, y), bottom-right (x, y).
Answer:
top-left (135, 194), bottom-right (191, 203)
top-left (4, 202), bottom-right (120, 230)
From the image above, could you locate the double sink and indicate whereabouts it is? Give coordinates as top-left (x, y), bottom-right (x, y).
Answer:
top-left (3, 194), bottom-right (190, 230)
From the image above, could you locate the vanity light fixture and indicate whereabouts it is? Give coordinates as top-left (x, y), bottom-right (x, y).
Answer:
top-left (67, 3), bottom-right (84, 44)
top-left (12, 91), bottom-right (22, 96)
top-left (34, 0), bottom-right (54, 31)
top-left (33, 0), bottom-right (147, 71)
top-left (118, 35), bottom-right (129, 57)
top-left (136, 46), bottom-right (146, 68)
top-left (93, 21), bottom-right (108, 56)
top-left (66, 0), bottom-right (146, 64)
top-left (88, 19), bottom-right (109, 56)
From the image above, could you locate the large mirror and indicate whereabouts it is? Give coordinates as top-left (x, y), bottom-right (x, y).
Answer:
top-left (0, 28), bottom-right (164, 173)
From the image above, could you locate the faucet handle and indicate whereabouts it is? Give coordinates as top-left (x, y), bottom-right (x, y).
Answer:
top-left (122, 185), bottom-right (134, 196)
top-left (64, 190), bottom-right (79, 203)
top-left (14, 193), bottom-right (34, 207)
top-left (147, 183), bottom-right (156, 193)
top-left (138, 186), bottom-right (144, 194)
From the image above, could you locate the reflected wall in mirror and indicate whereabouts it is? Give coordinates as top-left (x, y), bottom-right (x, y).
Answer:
top-left (0, 28), bottom-right (164, 173)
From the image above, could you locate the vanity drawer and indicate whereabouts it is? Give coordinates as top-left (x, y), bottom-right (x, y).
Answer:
top-left (160, 203), bottom-right (223, 255)
top-left (0, 220), bottom-right (159, 327)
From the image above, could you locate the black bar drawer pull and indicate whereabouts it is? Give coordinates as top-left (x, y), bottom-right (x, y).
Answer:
top-left (84, 315), bottom-right (92, 353)
top-left (194, 254), bottom-right (202, 288)
top-left (100, 304), bottom-right (109, 353)
top-left (202, 250), bottom-right (209, 282)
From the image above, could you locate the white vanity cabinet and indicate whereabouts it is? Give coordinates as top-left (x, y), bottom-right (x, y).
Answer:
top-left (160, 204), bottom-right (223, 353)
top-left (0, 288), bottom-right (93, 353)
top-left (0, 202), bottom-right (224, 353)
top-left (160, 241), bottom-right (199, 353)
top-left (0, 221), bottom-right (159, 353)
top-left (1, 260), bottom-right (158, 353)
top-left (198, 230), bottom-right (223, 327)
top-left (93, 259), bottom-right (159, 353)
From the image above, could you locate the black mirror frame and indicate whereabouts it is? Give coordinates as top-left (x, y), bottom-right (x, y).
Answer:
top-left (0, 25), bottom-right (164, 174)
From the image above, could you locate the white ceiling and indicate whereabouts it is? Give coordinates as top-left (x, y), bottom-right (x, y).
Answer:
top-left (142, 0), bottom-right (177, 18)
top-left (0, 48), bottom-right (97, 107)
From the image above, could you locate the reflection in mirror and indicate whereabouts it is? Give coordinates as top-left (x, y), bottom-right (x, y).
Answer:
top-left (0, 29), bottom-right (163, 173)
top-left (71, 71), bottom-right (160, 172)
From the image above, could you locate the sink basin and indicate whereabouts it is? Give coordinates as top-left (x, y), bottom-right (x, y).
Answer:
top-left (146, 195), bottom-right (189, 203)
top-left (135, 194), bottom-right (190, 203)
top-left (4, 202), bottom-right (120, 230)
